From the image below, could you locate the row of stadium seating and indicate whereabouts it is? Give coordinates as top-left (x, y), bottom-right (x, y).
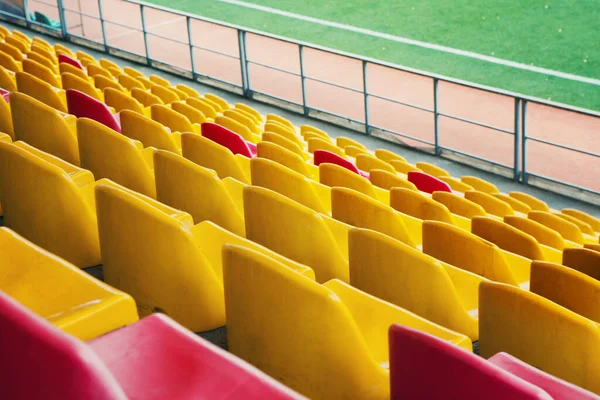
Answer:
top-left (0, 24), bottom-right (599, 399)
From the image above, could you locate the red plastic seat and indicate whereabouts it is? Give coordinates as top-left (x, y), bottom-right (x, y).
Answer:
top-left (407, 171), bottom-right (452, 194)
top-left (489, 353), bottom-right (598, 400)
top-left (313, 149), bottom-right (369, 178)
top-left (0, 88), bottom-right (9, 103)
top-left (201, 122), bottom-right (257, 158)
top-left (58, 53), bottom-right (84, 70)
top-left (0, 292), bottom-right (127, 400)
top-left (89, 314), bottom-right (305, 399)
top-left (389, 324), bottom-right (553, 400)
top-left (66, 89), bottom-right (121, 133)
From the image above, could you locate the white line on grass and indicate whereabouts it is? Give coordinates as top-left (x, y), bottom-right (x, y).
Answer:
top-left (219, 0), bottom-right (600, 86)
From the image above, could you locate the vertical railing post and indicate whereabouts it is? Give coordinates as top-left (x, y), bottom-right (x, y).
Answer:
top-left (237, 30), bottom-right (250, 97)
top-left (186, 16), bottom-right (195, 77)
top-left (433, 78), bottom-right (440, 155)
top-left (513, 98), bottom-right (521, 181)
top-left (96, 0), bottom-right (108, 48)
top-left (56, 0), bottom-right (69, 39)
top-left (521, 100), bottom-right (528, 184)
top-left (140, 5), bottom-right (150, 65)
top-left (299, 45), bottom-right (308, 116)
top-left (362, 60), bottom-right (370, 135)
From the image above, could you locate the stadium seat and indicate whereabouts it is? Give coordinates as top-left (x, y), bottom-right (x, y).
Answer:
top-left (176, 83), bottom-right (201, 98)
top-left (344, 145), bottom-right (370, 158)
top-left (0, 227), bottom-right (137, 340)
top-left (319, 162), bottom-right (391, 203)
top-left (151, 104), bottom-right (200, 134)
top-left (479, 280), bottom-right (600, 395)
top-left (331, 187), bottom-right (418, 246)
top-left (87, 64), bottom-right (112, 80)
top-left (390, 159), bottom-right (423, 174)
top-left (336, 136), bottom-right (366, 150)
top-left (104, 87), bottom-right (147, 115)
top-left (215, 115), bottom-right (259, 143)
top-left (0, 65), bottom-right (17, 91)
top-left (181, 132), bottom-right (251, 184)
top-left (131, 87), bottom-right (164, 107)
top-left (67, 90), bottom-right (121, 133)
top-left (529, 210), bottom-right (592, 245)
top-left (27, 52), bottom-right (57, 73)
top-left (562, 248), bottom-right (600, 280)
top-left (77, 118), bottom-right (156, 198)
top-left (0, 42), bottom-right (24, 61)
top-left (94, 75), bottom-right (126, 92)
top-left (118, 73), bottom-right (145, 91)
top-left (223, 244), bottom-right (470, 400)
top-left (150, 85), bottom-right (179, 103)
top-left (154, 150), bottom-right (245, 236)
top-left (235, 102), bottom-right (262, 121)
top-left (374, 148), bottom-right (406, 163)
top-left (16, 71), bottom-right (67, 112)
top-left (0, 132), bottom-right (11, 214)
top-left (243, 185), bottom-right (349, 282)
top-left (389, 324), bottom-right (553, 400)
top-left (149, 74), bottom-right (171, 87)
top-left (562, 209), bottom-right (600, 233)
top-left (350, 228), bottom-right (482, 339)
top-left (224, 109), bottom-right (260, 134)
top-left (187, 97), bottom-right (218, 119)
top-left (369, 169), bottom-right (418, 191)
top-left (504, 215), bottom-right (568, 251)
top-left (555, 212), bottom-right (597, 236)
top-left (99, 58), bottom-right (121, 72)
top-left (461, 176), bottom-right (500, 193)
top-left (356, 153), bottom-right (396, 174)
top-left (266, 113), bottom-right (294, 130)
top-left (201, 121), bottom-right (256, 158)
top-left (510, 191), bottom-right (550, 211)
top-left (257, 141), bottom-right (318, 179)
top-left (308, 137), bottom-right (346, 157)
top-left (262, 131), bottom-right (309, 160)
top-left (315, 151), bottom-right (366, 179)
top-left (250, 157), bottom-right (331, 214)
top-left (415, 162), bottom-right (450, 178)
top-left (264, 121), bottom-right (304, 147)
top-left (6, 35), bottom-right (29, 53)
top-left (0, 89), bottom-right (13, 139)
top-left (0, 141), bottom-right (101, 266)
top-left (408, 171), bottom-right (452, 193)
top-left (465, 190), bottom-right (515, 217)
top-left (120, 110), bottom-right (180, 153)
top-left (62, 71), bottom-right (103, 100)
top-left (439, 176), bottom-right (475, 193)
top-left (55, 43), bottom-right (75, 56)
top-left (11, 92), bottom-right (79, 164)
top-left (23, 58), bottom-right (60, 87)
top-left (422, 221), bottom-right (530, 288)
top-left (0, 50), bottom-right (22, 72)
top-left (171, 101), bottom-right (207, 125)
top-left (493, 193), bottom-right (532, 213)
top-left (57, 53), bottom-right (83, 69)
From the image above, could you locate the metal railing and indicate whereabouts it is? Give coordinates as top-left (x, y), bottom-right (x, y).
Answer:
top-left (3, 0), bottom-right (600, 204)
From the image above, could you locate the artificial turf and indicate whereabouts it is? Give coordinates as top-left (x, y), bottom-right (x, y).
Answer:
top-left (144, 0), bottom-right (599, 111)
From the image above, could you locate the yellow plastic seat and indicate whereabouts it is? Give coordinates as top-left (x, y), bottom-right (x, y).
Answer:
top-left (509, 191), bottom-right (550, 211)
top-left (94, 74), bottom-right (125, 92)
top-left (308, 137), bottom-right (346, 157)
top-left (23, 58), bottom-right (60, 87)
top-left (374, 148), bottom-right (406, 163)
top-left (422, 221), bottom-right (530, 288)
top-left (528, 211), bottom-right (586, 245)
top-left (171, 101), bottom-right (206, 126)
top-left (59, 61), bottom-right (89, 80)
top-left (120, 110), bottom-right (180, 154)
top-left (562, 248), bottom-right (600, 281)
top-left (262, 131), bottom-right (308, 160)
top-left (118, 73), bottom-right (145, 91)
top-left (205, 93), bottom-right (229, 110)
top-left (319, 163), bottom-right (389, 204)
top-left (244, 185), bottom-right (349, 282)
top-left (0, 25), bottom-right (9, 36)
top-left (86, 63), bottom-right (112, 80)
top-left (531, 260), bottom-right (600, 323)
top-left (415, 162), bottom-right (450, 178)
top-left (200, 96), bottom-right (222, 112)
top-left (465, 190), bottom-right (514, 217)
top-left (264, 121), bottom-right (303, 146)
top-left (336, 136), bottom-right (365, 150)
top-left (30, 45), bottom-right (56, 63)
top-left (187, 97), bottom-right (217, 119)
top-left (369, 169), bottom-right (418, 191)
top-left (6, 34), bottom-right (29, 51)
top-left (0, 90), bottom-right (13, 139)
top-left (585, 243), bottom-right (600, 252)
top-left (0, 50), bottom-right (22, 72)
top-left (16, 71), bottom-right (66, 112)
top-left (27, 51), bottom-right (57, 72)
top-left (131, 87), bottom-right (164, 107)
top-left (151, 84), bottom-right (179, 104)
top-left (154, 150), bottom-right (245, 236)
top-left (349, 228), bottom-right (484, 339)
top-left (224, 109), bottom-right (259, 134)
top-left (344, 145), bottom-right (369, 158)
top-left (0, 141), bottom-right (101, 266)
top-left (149, 74), bottom-right (171, 86)
top-left (390, 159), bottom-right (422, 174)
top-left (0, 42), bottom-right (23, 61)
top-left (77, 118), bottom-right (156, 198)
top-left (99, 58), bottom-right (121, 72)
top-left (233, 106), bottom-right (261, 125)
top-left (0, 227), bottom-right (138, 340)
top-left (75, 50), bottom-right (95, 63)
top-left (493, 193), bottom-right (532, 213)
top-left (175, 83), bottom-right (201, 98)
top-left (250, 157), bottom-right (330, 214)
top-left (256, 141), bottom-right (318, 179)
top-left (300, 124), bottom-right (329, 139)
top-left (235, 102), bottom-right (262, 122)
top-left (224, 245), bottom-right (471, 400)
top-left (355, 153), bottom-right (395, 174)
top-left (303, 131), bottom-right (329, 142)
top-left (215, 115), bottom-right (258, 143)
top-left (555, 212), bottom-right (596, 236)
top-left (10, 92), bottom-right (79, 164)
top-left (439, 176), bottom-right (474, 193)
top-left (331, 187), bottom-right (417, 247)
top-left (181, 132), bottom-right (250, 184)
top-left (461, 176), bottom-right (499, 193)
top-left (151, 104), bottom-right (200, 134)
top-left (61, 72), bottom-right (102, 101)
top-left (479, 280), bottom-right (600, 394)
top-left (54, 43), bottom-right (74, 56)
top-left (562, 209), bottom-right (600, 233)
top-left (504, 215), bottom-right (568, 251)
top-left (0, 133), bottom-right (12, 215)
top-left (0, 65), bottom-right (16, 91)
top-left (104, 87), bottom-right (147, 115)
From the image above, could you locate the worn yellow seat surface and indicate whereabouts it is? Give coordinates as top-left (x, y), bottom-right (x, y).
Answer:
top-left (118, 73), bottom-right (145, 91)
top-left (479, 280), bottom-right (600, 394)
top-left (344, 145), bottom-right (369, 158)
top-left (504, 215), bottom-right (568, 251)
top-left (16, 71), bottom-right (67, 113)
top-left (0, 65), bottom-right (17, 92)
top-left (562, 209), bottom-right (600, 234)
top-left (256, 141), bottom-right (318, 179)
top-left (244, 185), bottom-right (349, 283)
top-left (510, 191), bottom-right (550, 212)
top-left (0, 227), bottom-right (138, 340)
top-left (319, 163), bottom-right (389, 204)
top-left (562, 248), bottom-right (600, 281)
top-left (349, 228), bottom-right (483, 339)
top-left (529, 211), bottom-right (589, 245)
top-left (0, 141), bottom-right (100, 267)
top-left (465, 190), bottom-right (514, 217)
top-left (120, 109), bottom-right (180, 154)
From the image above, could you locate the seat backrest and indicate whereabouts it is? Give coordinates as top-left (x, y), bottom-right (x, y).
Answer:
top-left (0, 90), bottom-right (14, 139)
top-left (181, 133), bottom-right (250, 184)
top-left (408, 171), bottom-right (452, 193)
top-left (374, 148), bottom-right (405, 163)
top-left (461, 176), bottom-right (500, 193)
top-left (95, 182), bottom-right (224, 332)
top-left (186, 97), bottom-right (217, 118)
top-left (422, 221), bottom-right (520, 285)
top-left (175, 83), bottom-right (201, 98)
top-left (528, 211), bottom-right (584, 244)
top-left (465, 190), bottom-right (514, 217)
top-left (256, 141), bottom-right (313, 178)
top-left (151, 104), bottom-right (195, 133)
top-left (562, 209), bottom-right (600, 233)
top-left (117, 73), bottom-right (145, 91)
top-left (390, 187), bottom-right (454, 223)
top-left (314, 149), bottom-right (359, 172)
top-left (214, 115), bottom-right (254, 142)
top-left (389, 324), bottom-right (552, 400)
top-left (319, 163), bottom-right (377, 198)
top-left (201, 122), bottom-right (254, 158)
top-left (510, 191), bottom-right (550, 212)
top-left (0, 290), bottom-right (127, 400)
top-left (300, 124), bottom-right (329, 139)
top-left (23, 58), bottom-right (60, 87)
top-left (67, 90), bottom-right (121, 132)
top-left (562, 248), bottom-right (600, 281)
top-left (479, 281), bottom-right (600, 395)
top-left (415, 162), bottom-right (450, 178)
top-left (355, 153), bottom-right (396, 173)
top-left (0, 142), bottom-right (99, 266)
top-left (555, 213), bottom-right (595, 236)
top-left (250, 157), bottom-right (329, 214)
top-left (264, 121), bottom-right (303, 146)
top-left (131, 87), bottom-right (164, 107)
top-left (439, 176), bottom-right (475, 193)
top-left (0, 64), bottom-right (17, 92)
top-left (390, 160), bottom-right (422, 174)
top-left (308, 137), bottom-right (346, 157)
top-left (369, 169), bottom-right (418, 191)
top-left (61, 72), bottom-right (101, 100)
top-left (171, 101), bottom-right (206, 125)
top-left (16, 71), bottom-right (66, 112)
top-left (344, 145), bottom-right (369, 158)
top-left (57, 53), bottom-right (83, 69)
top-left (103, 87), bottom-right (145, 115)
top-left (222, 244), bottom-right (388, 400)
top-left (77, 118), bottom-right (155, 198)
top-left (11, 92), bottom-right (79, 164)
top-left (433, 191), bottom-right (487, 220)
top-left (243, 186), bottom-right (349, 283)
top-left (94, 75), bottom-right (125, 92)
top-left (87, 64), bottom-right (112, 79)
top-left (331, 187), bottom-right (416, 247)
top-left (472, 217), bottom-right (545, 261)
top-left (154, 150), bottom-right (245, 236)
top-left (262, 131), bottom-right (306, 159)
top-left (494, 193), bottom-right (532, 213)
top-left (0, 42), bottom-right (24, 61)
top-left (0, 50), bottom-right (21, 72)
top-left (336, 136), bottom-right (366, 150)
top-left (504, 215), bottom-right (565, 251)
top-left (224, 109), bottom-right (260, 133)
top-left (120, 110), bottom-right (180, 153)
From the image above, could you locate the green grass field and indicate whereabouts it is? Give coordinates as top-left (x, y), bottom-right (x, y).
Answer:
top-left (145, 0), bottom-right (600, 111)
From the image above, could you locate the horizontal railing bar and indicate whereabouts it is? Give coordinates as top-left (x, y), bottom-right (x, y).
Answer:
top-left (437, 112), bottom-right (515, 135)
top-left (366, 92), bottom-right (434, 113)
top-left (247, 60), bottom-right (301, 76)
top-left (191, 44), bottom-right (239, 60)
top-left (303, 75), bottom-right (364, 94)
top-left (526, 137), bottom-right (600, 159)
